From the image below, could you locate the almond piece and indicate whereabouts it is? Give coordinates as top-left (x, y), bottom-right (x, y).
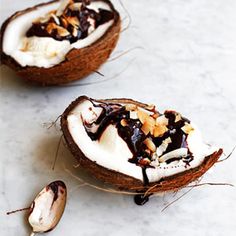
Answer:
top-left (175, 113), bottom-right (182, 123)
top-left (57, 26), bottom-right (70, 37)
top-left (144, 138), bottom-right (156, 152)
top-left (46, 23), bottom-right (57, 34)
top-left (139, 158), bottom-right (151, 166)
top-left (120, 119), bottom-right (127, 127)
top-left (69, 3), bottom-right (82, 11)
top-left (153, 125), bottom-right (168, 137)
top-left (67, 16), bottom-right (79, 27)
top-left (125, 104), bottom-right (137, 111)
top-left (61, 17), bottom-right (69, 28)
top-left (141, 122), bottom-right (150, 135)
top-left (152, 113), bottom-right (159, 119)
top-left (146, 104), bottom-right (155, 111)
top-left (181, 123), bottom-right (194, 134)
top-left (156, 115), bottom-right (168, 126)
top-left (137, 109), bottom-right (150, 124)
top-left (129, 111), bottom-right (138, 119)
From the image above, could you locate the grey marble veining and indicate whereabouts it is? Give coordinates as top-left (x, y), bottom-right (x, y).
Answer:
top-left (0, 0), bottom-right (236, 235)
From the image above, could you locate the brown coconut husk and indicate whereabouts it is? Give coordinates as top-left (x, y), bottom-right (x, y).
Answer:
top-left (0, 0), bottom-right (121, 85)
top-left (61, 96), bottom-right (223, 193)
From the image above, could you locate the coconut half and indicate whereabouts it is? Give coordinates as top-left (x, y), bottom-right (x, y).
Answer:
top-left (0, 0), bottom-right (121, 85)
top-left (61, 96), bottom-right (223, 194)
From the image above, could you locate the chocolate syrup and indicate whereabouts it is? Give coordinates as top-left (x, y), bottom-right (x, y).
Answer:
top-left (83, 99), bottom-right (194, 205)
top-left (26, 0), bottom-right (114, 43)
top-left (47, 181), bottom-right (66, 202)
top-left (134, 193), bottom-right (152, 205)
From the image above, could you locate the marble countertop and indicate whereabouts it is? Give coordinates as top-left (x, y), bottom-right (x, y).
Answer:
top-left (1, 0), bottom-right (236, 235)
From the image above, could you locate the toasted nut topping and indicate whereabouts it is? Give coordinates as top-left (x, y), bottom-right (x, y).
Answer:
top-left (146, 104), bottom-right (155, 111)
top-left (156, 115), bottom-right (168, 126)
top-left (153, 125), bottom-right (168, 137)
top-left (46, 23), bottom-right (70, 37)
top-left (147, 116), bottom-right (156, 135)
top-left (129, 111), bottom-right (138, 119)
top-left (72, 27), bottom-right (78, 37)
top-left (125, 104), bottom-right (137, 111)
top-left (141, 122), bottom-right (150, 135)
top-left (58, 28), bottom-right (70, 37)
top-left (137, 109), bottom-right (150, 124)
top-left (181, 123), bottom-right (194, 134)
top-left (69, 2), bottom-right (82, 11)
top-left (120, 119), bottom-right (127, 127)
top-left (61, 17), bottom-right (68, 28)
top-left (175, 113), bottom-right (182, 123)
top-left (139, 158), bottom-right (151, 166)
top-left (51, 13), bottom-right (60, 25)
top-left (152, 113), bottom-right (159, 119)
top-left (67, 16), bottom-right (79, 27)
top-left (144, 138), bottom-right (156, 152)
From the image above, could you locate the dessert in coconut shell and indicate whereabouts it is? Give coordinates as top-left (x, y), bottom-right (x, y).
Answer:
top-left (0, 0), bottom-right (121, 85)
top-left (61, 96), bottom-right (223, 204)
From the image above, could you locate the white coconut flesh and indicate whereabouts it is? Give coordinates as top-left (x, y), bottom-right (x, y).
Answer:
top-left (67, 99), bottom-right (218, 183)
top-left (2, 0), bottom-right (114, 68)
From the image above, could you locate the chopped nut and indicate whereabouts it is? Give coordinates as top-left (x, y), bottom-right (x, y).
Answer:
top-left (141, 122), bottom-right (150, 135)
top-left (163, 137), bottom-right (172, 145)
top-left (46, 23), bottom-right (70, 37)
top-left (46, 23), bottom-right (57, 34)
top-left (139, 158), bottom-right (151, 166)
top-left (72, 27), bottom-right (78, 37)
top-left (175, 113), bottom-right (182, 123)
top-left (51, 13), bottom-right (60, 25)
top-left (69, 3), bottom-right (82, 11)
top-left (129, 111), bottom-right (138, 119)
top-left (152, 113), bottom-right (159, 119)
top-left (125, 104), bottom-right (137, 111)
top-left (141, 115), bottom-right (156, 135)
top-left (146, 104), bottom-right (155, 111)
top-left (156, 137), bottom-right (172, 156)
top-left (61, 17), bottom-right (68, 28)
top-left (120, 119), bottom-right (127, 127)
top-left (144, 138), bottom-right (156, 152)
top-left (67, 16), bottom-right (79, 27)
top-left (156, 115), bottom-right (168, 126)
top-left (57, 27), bottom-right (70, 37)
top-left (153, 125), bottom-right (168, 137)
top-left (181, 123), bottom-right (194, 134)
top-left (137, 108), bottom-right (150, 124)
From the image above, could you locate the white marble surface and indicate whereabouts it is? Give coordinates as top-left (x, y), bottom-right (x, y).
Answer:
top-left (1, 0), bottom-right (236, 235)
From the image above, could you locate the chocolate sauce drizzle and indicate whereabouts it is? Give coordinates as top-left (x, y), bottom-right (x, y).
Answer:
top-left (83, 99), bottom-right (194, 205)
top-left (47, 180), bottom-right (66, 202)
top-left (26, 0), bottom-right (114, 43)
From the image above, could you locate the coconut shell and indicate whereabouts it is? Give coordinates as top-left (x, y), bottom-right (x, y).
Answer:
top-left (0, 0), bottom-right (121, 85)
top-left (61, 96), bottom-right (223, 193)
